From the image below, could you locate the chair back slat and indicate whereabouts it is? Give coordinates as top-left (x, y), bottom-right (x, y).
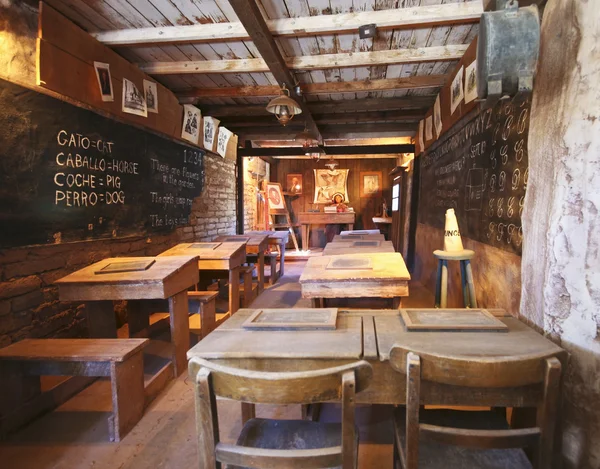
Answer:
top-left (390, 346), bottom-right (557, 388)
top-left (215, 443), bottom-right (342, 469)
top-left (419, 424), bottom-right (540, 449)
top-left (191, 358), bottom-right (372, 404)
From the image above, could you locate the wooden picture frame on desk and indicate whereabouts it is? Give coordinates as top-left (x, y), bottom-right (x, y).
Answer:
top-left (360, 171), bottom-right (382, 198)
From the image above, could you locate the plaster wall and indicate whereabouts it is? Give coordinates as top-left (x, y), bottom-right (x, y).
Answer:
top-left (521, 1), bottom-right (600, 467)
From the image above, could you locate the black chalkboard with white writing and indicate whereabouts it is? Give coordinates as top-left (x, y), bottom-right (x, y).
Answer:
top-left (0, 79), bottom-right (205, 248)
top-left (418, 94), bottom-right (530, 255)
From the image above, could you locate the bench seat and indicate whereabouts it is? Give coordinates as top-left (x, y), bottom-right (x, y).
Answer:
top-left (0, 338), bottom-right (148, 442)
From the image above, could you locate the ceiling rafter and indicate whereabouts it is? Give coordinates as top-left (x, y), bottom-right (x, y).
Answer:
top-left (175, 74), bottom-right (447, 99)
top-left (91, 1), bottom-right (482, 46)
top-left (139, 45), bottom-right (468, 75)
top-left (225, 0), bottom-right (322, 143)
top-left (239, 144), bottom-right (415, 157)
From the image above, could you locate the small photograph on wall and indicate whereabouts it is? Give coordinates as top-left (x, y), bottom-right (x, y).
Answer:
top-left (93, 62), bottom-right (113, 102)
top-left (144, 79), bottom-right (158, 113)
top-left (464, 60), bottom-right (478, 104)
top-left (182, 104), bottom-right (201, 144)
top-left (450, 65), bottom-right (464, 114)
top-left (122, 78), bottom-right (147, 117)
top-left (314, 168), bottom-right (349, 204)
top-left (360, 171), bottom-right (382, 198)
top-left (217, 126), bottom-right (233, 158)
top-left (203, 116), bottom-right (220, 150)
top-left (425, 116), bottom-right (433, 141)
top-left (266, 182), bottom-right (286, 210)
top-left (286, 173), bottom-right (303, 195)
top-left (434, 95), bottom-right (443, 138)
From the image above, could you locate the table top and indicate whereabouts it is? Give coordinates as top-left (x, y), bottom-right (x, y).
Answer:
top-left (299, 252), bottom-right (411, 284)
top-left (298, 212), bottom-right (355, 223)
top-left (158, 242), bottom-right (246, 260)
top-left (188, 309), bottom-right (565, 366)
top-left (331, 234), bottom-right (385, 242)
top-left (323, 241), bottom-right (395, 255)
top-left (374, 310), bottom-right (565, 362)
top-left (215, 234), bottom-right (269, 249)
top-left (187, 308), bottom-right (363, 360)
top-left (55, 256), bottom-right (199, 301)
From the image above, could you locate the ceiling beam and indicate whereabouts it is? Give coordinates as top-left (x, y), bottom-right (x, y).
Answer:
top-left (271, 154), bottom-right (401, 159)
top-left (239, 144), bottom-right (414, 157)
top-left (176, 74), bottom-right (447, 99)
top-left (234, 123), bottom-right (417, 141)
top-left (92, 1), bottom-right (483, 46)
top-left (139, 45), bottom-right (467, 75)
top-left (221, 109), bottom-right (424, 127)
top-left (199, 97), bottom-right (435, 117)
top-left (226, 0), bottom-right (322, 143)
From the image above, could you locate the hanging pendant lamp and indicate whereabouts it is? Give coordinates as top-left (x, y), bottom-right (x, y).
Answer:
top-left (266, 85), bottom-right (302, 126)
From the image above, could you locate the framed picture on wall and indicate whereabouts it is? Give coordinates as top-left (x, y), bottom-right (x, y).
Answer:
top-left (360, 171), bottom-right (382, 198)
top-left (93, 62), bottom-right (113, 102)
top-left (286, 173), bottom-right (303, 195)
top-left (314, 169), bottom-right (349, 204)
top-left (265, 182), bottom-right (286, 210)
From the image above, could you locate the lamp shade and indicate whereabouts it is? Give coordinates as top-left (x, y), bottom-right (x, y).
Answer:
top-left (266, 95), bottom-right (302, 126)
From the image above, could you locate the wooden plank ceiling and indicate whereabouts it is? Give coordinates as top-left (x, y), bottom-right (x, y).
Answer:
top-left (44, 0), bottom-right (480, 149)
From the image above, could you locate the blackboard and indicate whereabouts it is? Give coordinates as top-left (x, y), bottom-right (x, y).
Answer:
top-left (418, 94), bottom-right (530, 255)
top-left (0, 79), bottom-right (205, 248)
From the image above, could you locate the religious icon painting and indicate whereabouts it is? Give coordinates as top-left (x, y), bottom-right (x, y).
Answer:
top-left (265, 182), bottom-right (286, 210)
top-left (314, 169), bottom-right (349, 204)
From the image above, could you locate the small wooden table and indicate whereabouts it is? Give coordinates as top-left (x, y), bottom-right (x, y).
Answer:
top-left (55, 256), bottom-right (199, 377)
top-left (298, 211), bottom-right (355, 251)
top-left (247, 230), bottom-right (289, 281)
top-left (215, 234), bottom-right (269, 294)
top-left (158, 242), bottom-right (247, 317)
top-left (322, 240), bottom-right (395, 255)
top-left (299, 252), bottom-right (410, 308)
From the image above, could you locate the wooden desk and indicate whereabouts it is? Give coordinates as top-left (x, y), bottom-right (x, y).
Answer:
top-left (158, 242), bottom-right (247, 317)
top-left (56, 256), bottom-right (199, 376)
top-left (331, 233), bottom-right (385, 242)
top-left (322, 240), bottom-right (395, 255)
top-left (299, 252), bottom-right (410, 308)
top-left (188, 308), bottom-right (566, 425)
top-left (247, 230), bottom-right (289, 280)
top-left (297, 211), bottom-right (355, 251)
top-left (215, 234), bottom-right (270, 294)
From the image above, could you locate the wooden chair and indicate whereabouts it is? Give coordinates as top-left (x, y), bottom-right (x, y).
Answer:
top-left (190, 358), bottom-right (373, 469)
top-left (389, 347), bottom-right (562, 469)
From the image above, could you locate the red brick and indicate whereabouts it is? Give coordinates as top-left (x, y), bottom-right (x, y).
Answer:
top-left (0, 276), bottom-right (41, 299)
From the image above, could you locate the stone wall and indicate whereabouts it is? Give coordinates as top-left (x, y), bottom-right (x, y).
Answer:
top-left (0, 2), bottom-right (237, 346)
top-left (521, 1), bottom-right (600, 467)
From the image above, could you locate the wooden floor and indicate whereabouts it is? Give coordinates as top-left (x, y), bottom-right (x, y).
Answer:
top-left (0, 261), bottom-right (434, 469)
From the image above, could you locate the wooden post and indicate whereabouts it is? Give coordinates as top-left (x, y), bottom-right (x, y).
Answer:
top-left (168, 290), bottom-right (190, 376)
top-left (109, 351), bottom-right (145, 442)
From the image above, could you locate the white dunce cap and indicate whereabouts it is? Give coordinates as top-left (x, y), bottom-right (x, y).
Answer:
top-left (444, 208), bottom-right (464, 252)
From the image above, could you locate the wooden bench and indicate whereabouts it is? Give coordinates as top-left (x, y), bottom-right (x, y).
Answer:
top-left (0, 338), bottom-right (148, 442)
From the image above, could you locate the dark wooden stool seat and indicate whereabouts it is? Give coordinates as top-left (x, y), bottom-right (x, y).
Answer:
top-left (433, 249), bottom-right (477, 308)
top-left (0, 338), bottom-right (148, 442)
top-left (394, 408), bottom-right (532, 469)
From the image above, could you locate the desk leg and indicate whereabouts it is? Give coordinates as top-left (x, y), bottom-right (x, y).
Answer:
top-left (168, 290), bottom-right (190, 377)
top-left (278, 240), bottom-right (286, 277)
top-left (301, 224), bottom-right (308, 251)
top-left (257, 251), bottom-right (265, 294)
top-left (311, 298), bottom-right (323, 308)
top-left (127, 300), bottom-right (149, 337)
top-left (392, 297), bottom-right (402, 309)
top-left (348, 223), bottom-right (354, 231)
top-left (229, 267), bottom-right (240, 315)
top-left (86, 300), bottom-right (117, 338)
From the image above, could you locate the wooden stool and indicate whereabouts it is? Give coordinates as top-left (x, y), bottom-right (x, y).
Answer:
top-left (188, 291), bottom-right (218, 340)
top-left (433, 249), bottom-right (477, 308)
